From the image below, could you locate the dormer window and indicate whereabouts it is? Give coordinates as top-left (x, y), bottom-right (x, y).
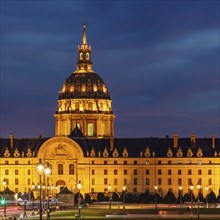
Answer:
top-left (80, 53), bottom-right (83, 60)
top-left (86, 53), bottom-right (90, 60)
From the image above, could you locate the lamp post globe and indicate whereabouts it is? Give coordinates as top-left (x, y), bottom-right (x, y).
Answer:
top-left (76, 181), bottom-right (82, 217)
top-left (122, 186), bottom-right (126, 209)
top-left (197, 184), bottom-right (201, 219)
top-left (154, 185), bottom-right (158, 209)
top-left (2, 178), bottom-right (7, 217)
top-left (179, 186), bottom-right (183, 208)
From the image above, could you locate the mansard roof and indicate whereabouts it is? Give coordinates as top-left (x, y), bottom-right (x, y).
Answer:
top-left (0, 136), bottom-right (219, 158)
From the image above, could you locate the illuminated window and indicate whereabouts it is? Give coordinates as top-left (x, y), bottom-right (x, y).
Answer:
top-left (92, 170), bottom-right (95, 175)
top-left (124, 169), bottom-right (127, 175)
top-left (198, 160), bottom-right (202, 165)
top-left (104, 169), bottom-right (108, 175)
top-left (146, 169), bottom-right (150, 175)
top-left (114, 170), bottom-right (118, 175)
top-left (80, 53), bottom-right (83, 60)
top-left (188, 160), bottom-right (192, 164)
top-left (75, 102), bottom-right (79, 111)
top-left (88, 123), bottom-right (94, 136)
top-left (178, 160), bottom-right (182, 164)
top-left (146, 178), bottom-right (150, 185)
top-left (15, 170), bottom-right (19, 175)
top-left (58, 164), bottom-right (63, 175)
top-left (114, 178), bottom-right (118, 185)
top-left (69, 164), bottom-right (74, 175)
top-left (92, 178), bottom-right (95, 185)
top-left (134, 178), bottom-right (138, 185)
top-left (88, 102), bottom-right (93, 110)
top-left (101, 123), bottom-right (105, 136)
top-left (146, 160), bottom-right (150, 165)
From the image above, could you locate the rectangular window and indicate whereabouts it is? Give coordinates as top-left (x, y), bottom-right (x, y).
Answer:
top-left (168, 170), bottom-right (172, 175)
top-left (15, 170), bottom-right (19, 175)
top-left (104, 178), bottom-right (108, 185)
top-left (63, 123), bottom-right (66, 136)
top-left (158, 169), bottom-right (162, 175)
top-left (58, 164), bottom-right (63, 175)
top-left (114, 170), bottom-right (118, 175)
top-left (92, 178), bottom-right (95, 185)
top-left (88, 123), bottom-right (94, 136)
top-left (28, 170), bottom-right (31, 175)
top-left (114, 178), bottom-right (118, 185)
top-left (168, 161), bottom-right (172, 164)
top-left (69, 164), bottom-right (74, 175)
top-left (104, 161), bottom-right (107, 165)
top-left (198, 160), bottom-right (202, 165)
top-left (158, 178), bottom-right (162, 185)
top-left (5, 161), bottom-right (9, 165)
top-left (198, 170), bottom-right (202, 175)
top-left (146, 169), bottom-right (150, 175)
top-left (134, 178), bottom-right (138, 185)
top-left (198, 178), bottom-right (202, 185)
top-left (28, 178), bottom-right (31, 185)
top-left (91, 160), bottom-right (95, 165)
top-left (101, 123), bottom-right (105, 136)
top-left (15, 178), bottom-right (19, 185)
top-left (28, 161), bottom-right (31, 165)
top-left (178, 160), bottom-right (182, 164)
top-left (146, 160), bottom-right (150, 165)
top-left (104, 169), bottom-right (108, 175)
top-left (188, 178), bottom-right (192, 185)
top-left (114, 161), bottom-right (117, 165)
top-left (124, 161), bottom-right (127, 165)
top-left (208, 178), bottom-right (212, 185)
top-left (5, 170), bottom-right (9, 175)
top-left (134, 160), bottom-right (137, 165)
top-left (208, 169), bottom-right (212, 175)
top-left (188, 160), bottom-right (192, 164)
top-left (15, 161), bottom-right (19, 165)
top-left (158, 160), bottom-right (162, 164)
top-left (92, 170), bottom-right (95, 175)
top-left (188, 170), bottom-right (192, 175)
top-left (146, 178), bottom-right (150, 185)
top-left (124, 169), bottom-right (127, 175)
top-left (134, 169), bottom-right (138, 175)
top-left (178, 178), bottom-right (182, 185)
top-left (168, 178), bottom-right (172, 185)
top-left (178, 170), bottom-right (182, 175)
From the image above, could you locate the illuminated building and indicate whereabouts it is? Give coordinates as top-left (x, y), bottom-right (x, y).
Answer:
top-left (0, 25), bottom-right (219, 199)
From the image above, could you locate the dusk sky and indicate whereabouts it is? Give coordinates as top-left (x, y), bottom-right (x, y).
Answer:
top-left (0, 0), bottom-right (219, 138)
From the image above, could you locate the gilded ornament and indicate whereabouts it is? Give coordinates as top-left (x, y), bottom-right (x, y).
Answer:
top-left (187, 148), bottom-right (193, 157)
top-left (103, 147), bottom-right (109, 157)
top-left (167, 147), bottom-right (173, 157)
top-left (90, 148), bottom-right (95, 157)
top-left (112, 148), bottom-right (119, 157)
top-left (144, 147), bottom-right (151, 157)
top-left (122, 147), bottom-right (128, 157)
top-left (26, 147), bottom-right (32, 157)
top-left (14, 148), bottom-right (20, 157)
top-left (176, 147), bottom-right (183, 157)
top-left (196, 147), bottom-right (203, 157)
top-left (4, 147), bottom-right (10, 157)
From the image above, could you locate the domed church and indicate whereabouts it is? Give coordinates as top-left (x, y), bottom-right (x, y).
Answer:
top-left (0, 25), bottom-right (219, 200)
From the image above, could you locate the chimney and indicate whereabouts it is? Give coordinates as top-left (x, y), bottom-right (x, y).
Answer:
top-left (10, 133), bottom-right (14, 148)
top-left (110, 137), bottom-right (114, 151)
top-left (212, 134), bottom-right (215, 148)
top-left (173, 133), bottom-right (178, 148)
top-left (190, 133), bottom-right (196, 145)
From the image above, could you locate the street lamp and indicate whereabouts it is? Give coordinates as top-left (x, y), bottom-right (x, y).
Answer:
top-left (179, 186), bottom-right (183, 209)
top-left (2, 178), bottom-right (7, 218)
top-left (36, 158), bottom-right (52, 220)
top-left (154, 185), bottom-right (158, 209)
top-left (122, 186), bottom-right (126, 209)
top-left (108, 184), bottom-right (112, 209)
top-left (197, 184), bottom-right (201, 219)
top-left (190, 185), bottom-right (194, 208)
top-left (205, 186), bottom-right (209, 208)
top-left (31, 182), bottom-right (35, 216)
top-left (76, 181), bottom-right (82, 217)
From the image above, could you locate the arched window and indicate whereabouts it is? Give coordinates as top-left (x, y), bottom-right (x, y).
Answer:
top-left (58, 164), bottom-right (63, 175)
top-left (75, 102), bottom-right (79, 111)
top-left (88, 102), bottom-right (93, 110)
top-left (86, 53), bottom-right (89, 60)
top-left (69, 164), bottom-right (74, 175)
top-left (80, 53), bottom-right (83, 60)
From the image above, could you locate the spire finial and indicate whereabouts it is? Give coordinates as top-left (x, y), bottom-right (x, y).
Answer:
top-left (82, 23), bottom-right (87, 45)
